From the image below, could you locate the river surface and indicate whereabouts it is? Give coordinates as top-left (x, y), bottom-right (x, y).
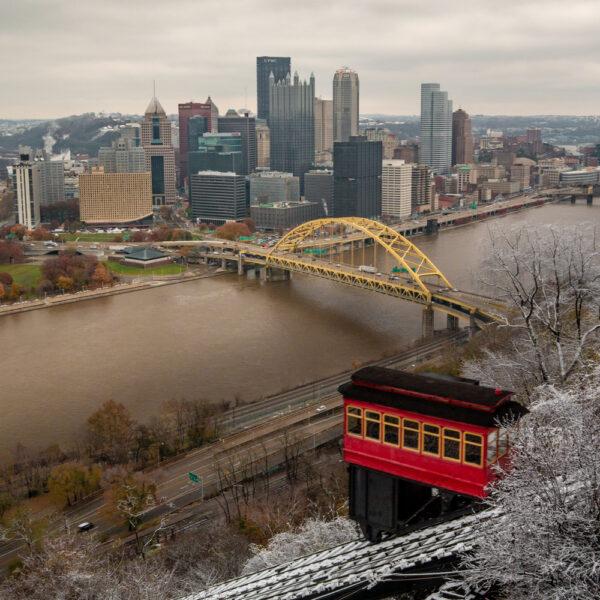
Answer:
top-left (1, 201), bottom-right (599, 456)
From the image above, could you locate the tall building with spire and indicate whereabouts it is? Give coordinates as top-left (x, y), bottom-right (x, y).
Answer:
top-left (256, 56), bottom-right (291, 122)
top-left (452, 108), bottom-right (474, 165)
top-left (269, 71), bottom-right (315, 186)
top-left (141, 96), bottom-right (176, 207)
top-left (333, 67), bottom-right (359, 143)
top-left (178, 98), bottom-right (219, 187)
top-left (419, 83), bottom-right (453, 174)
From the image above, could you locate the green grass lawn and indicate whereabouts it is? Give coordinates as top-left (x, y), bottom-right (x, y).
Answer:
top-left (58, 232), bottom-right (118, 242)
top-left (105, 260), bottom-right (186, 276)
top-left (0, 264), bottom-right (42, 290)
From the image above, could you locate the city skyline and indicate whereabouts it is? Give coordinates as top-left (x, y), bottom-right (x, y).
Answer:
top-left (3, 0), bottom-right (600, 119)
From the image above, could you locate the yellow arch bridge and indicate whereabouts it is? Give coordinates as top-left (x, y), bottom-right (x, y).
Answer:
top-left (171, 217), bottom-right (502, 330)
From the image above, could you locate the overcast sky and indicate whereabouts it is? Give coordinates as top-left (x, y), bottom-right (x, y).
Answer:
top-left (2, 0), bottom-right (600, 119)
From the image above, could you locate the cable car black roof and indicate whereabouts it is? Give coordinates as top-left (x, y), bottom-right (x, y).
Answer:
top-left (339, 367), bottom-right (527, 427)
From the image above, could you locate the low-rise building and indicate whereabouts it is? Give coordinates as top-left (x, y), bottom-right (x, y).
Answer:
top-left (250, 200), bottom-right (323, 230)
top-left (480, 179), bottom-right (521, 196)
top-left (560, 168), bottom-right (600, 186)
top-left (79, 167), bottom-right (153, 225)
top-left (304, 169), bottom-right (333, 216)
top-left (249, 171), bottom-right (300, 205)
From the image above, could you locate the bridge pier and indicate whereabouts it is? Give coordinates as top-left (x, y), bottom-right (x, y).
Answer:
top-left (587, 194), bottom-right (593, 205)
top-left (221, 258), bottom-right (227, 269)
top-left (237, 256), bottom-right (244, 275)
top-left (469, 313), bottom-right (477, 337)
top-left (571, 195), bottom-right (576, 204)
top-left (261, 267), bottom-right (290, 282)
top-left (446, 314), bottom-right (459, 331)
top-left (421, 306), bottom-right (434, 338)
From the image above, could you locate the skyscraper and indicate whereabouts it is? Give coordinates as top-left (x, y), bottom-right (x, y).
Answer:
top-left (98, 136), bottom-right (146, 173)
top-left (256, 56), bottom-right (291, 121)
top-left (411, 164), bottom-right (433, 212)
top-left (178, 99), bottom-right (219, 186)
top-left (419, 83), bottom-right (453, 174)
top-left (314, 97), bottom-right (333, 164)
top-left (218, 110), bottom-right (257, 175)
top-left (141, 96), bottom-right (177, 207)
top-left (333, 68), bottom-right (359, 143)
top-left (188, 133), bottom-right (243, 180)
top-left (451, 109), bottom-right (474, 165)
top-left (13, 150), bottom-right (41, 229)
top-left (333, 136), bottom-right (382, 218)
top-left (190, 171), bottom-right (247, 224)
top-left (269, 71), bottom-right (315, 186)
top-left (256, 120), bottom-right (270, 168)
top-left (382, 160), bottom-right (412, 219)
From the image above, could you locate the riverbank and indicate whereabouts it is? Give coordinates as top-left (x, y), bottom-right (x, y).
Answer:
top-left (0, 270), bottom-right (227, 317)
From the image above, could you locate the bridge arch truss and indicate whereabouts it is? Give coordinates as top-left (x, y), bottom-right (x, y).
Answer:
top-left (267, 217), bottom-right (452, 303)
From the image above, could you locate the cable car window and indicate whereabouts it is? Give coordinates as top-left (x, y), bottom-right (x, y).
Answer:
top-left (422, 423), bottom-right (440, 456)
top-left (498, 428), bottom-right (509, 458)
top-left (402, 419), bottom-right (420, 451)
top-left (464, 433), bottom-right (483, 467)
top-left (443, 428), bottom-right (461, 461)
top-left (487, 429), bottom-right (498, 464)
top-left (346, 406), bottom-right (363, 437)
top-left (365, 411), bottom-right (381, 441)
top-left (383, 414), bottom-right (400, 446)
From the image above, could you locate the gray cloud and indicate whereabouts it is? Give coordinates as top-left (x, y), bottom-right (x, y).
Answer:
top-left (2, 0), bottom-right (599, 118)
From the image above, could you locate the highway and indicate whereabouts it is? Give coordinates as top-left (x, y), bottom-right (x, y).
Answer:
top-left (0, 331), bottom-right (466, 569)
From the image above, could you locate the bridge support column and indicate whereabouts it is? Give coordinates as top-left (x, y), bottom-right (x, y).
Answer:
top-left (262, 267), bottom-right (290, 282)
top-left (446, 315), bottom-right (459, 331)
top-left (587, 194), bottom-right (593, 205)
top-left (237, 256), bottom-right (244, 275)
top-left (571, 195), bottom-right (576, 204)
top-left (469, 313), bottom-right (477, 337)
top-left (221, 258), bottom-right (227, 269)
top-left (421, 306), bottom-right (434, 338)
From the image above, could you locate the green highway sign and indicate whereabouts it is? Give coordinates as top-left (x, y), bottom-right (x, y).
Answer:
top-left (188, 472), bottom-right (201, 484)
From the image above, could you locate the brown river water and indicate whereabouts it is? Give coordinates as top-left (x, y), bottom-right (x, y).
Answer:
top-left (1, 201), bottom-right (599, 456)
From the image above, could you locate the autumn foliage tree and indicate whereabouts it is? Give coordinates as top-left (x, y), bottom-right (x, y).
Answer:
top-left (91, 262), bottom-right (113, 287)
top-left (41, 251), bottom-right (104, 292)
top-left (47, 461), bottom-right (102, 507)
top-left (105, 473), bottom-right (158, 556)
top-left (87, 400), bottom-right (135, 464)
top-left (215, 222), bottom-right (252, 241)
top-left (0, 240), bottom-right (25, 263)
top-left (30, 227), bottom-right (53, 241)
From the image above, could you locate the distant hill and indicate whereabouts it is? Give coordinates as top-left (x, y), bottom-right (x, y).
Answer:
top-left (0, 113), bottom-right (138, 157)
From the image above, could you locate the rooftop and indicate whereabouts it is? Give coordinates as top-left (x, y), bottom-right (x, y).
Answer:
top-left (145, 96), bottom-right (166, 116)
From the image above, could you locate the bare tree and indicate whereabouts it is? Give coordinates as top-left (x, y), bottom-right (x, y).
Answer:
top-left (465, 224), bottom-right (600, 394)
top-left (461, 367), bottom-right (600, 599)
top-left (242, 515), bottom-right (359, 575)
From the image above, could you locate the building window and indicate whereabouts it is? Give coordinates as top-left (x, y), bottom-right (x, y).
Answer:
top-left (422, 424), bottom-right (440, 456)
top-left (402, 419), bottom-right (420, 451)
top-left (346, 406), bottom-right (362, 437)
top-left (365, 411), bottom-right (381, 442)
top-left (487, 429), bottom-right (498, 464)
top-left (151, 156), bottom-right (165, 195)
top-left (443, 428), bottom-right (461, 461)
top-left (464, 433), bottom-right (483, 467)
top-left (498, 428), bottom-right (509, 458)
top-left (383, 414), bottom-right (400, 446)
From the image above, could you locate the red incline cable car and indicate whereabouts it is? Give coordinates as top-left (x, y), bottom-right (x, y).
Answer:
top-left (340, 367), bottom-right (527, 541)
